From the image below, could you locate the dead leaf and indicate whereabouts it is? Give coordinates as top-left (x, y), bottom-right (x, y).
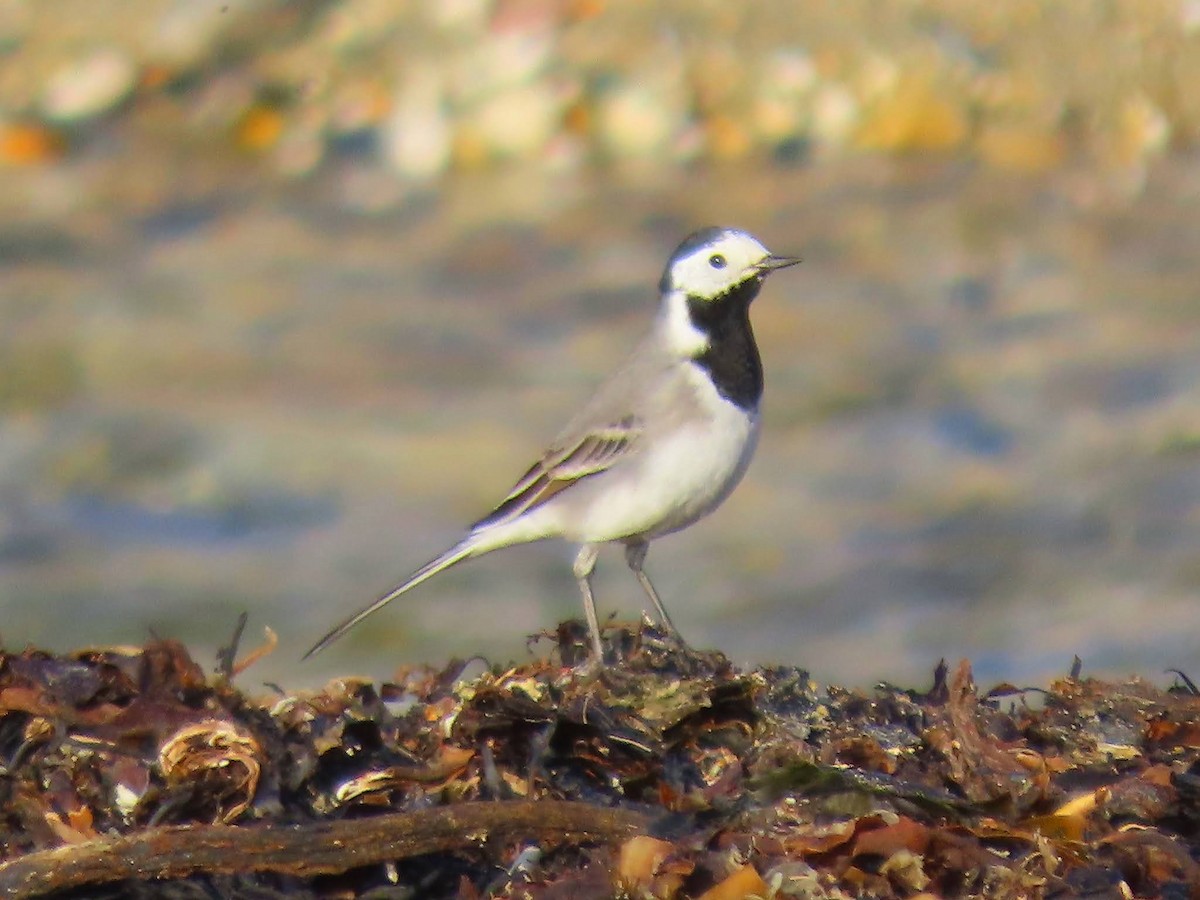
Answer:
top-left (851, 816), bottom-right (930, 858)
top-left (158, 719), bottom-right (262, 823)
top-left (615, 835), bottom-right (692, 899)
top-left (696, 863), bottom-right (769, 900)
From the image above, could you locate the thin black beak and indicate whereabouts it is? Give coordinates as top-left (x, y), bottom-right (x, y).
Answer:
top-left (756, 254), bottom-right (802, 273)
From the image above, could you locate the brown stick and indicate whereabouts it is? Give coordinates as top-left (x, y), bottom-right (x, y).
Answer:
top-left (0, 800), bottom-right (651, 899)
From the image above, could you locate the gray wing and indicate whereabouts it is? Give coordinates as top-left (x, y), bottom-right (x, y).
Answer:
top-left (471, 333), bottom-right (684, 530)
top-left (472, 414), bottom-right (642, 528)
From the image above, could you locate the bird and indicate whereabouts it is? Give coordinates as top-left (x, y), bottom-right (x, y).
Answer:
top-left (305, 227), bottom-right (800, 663)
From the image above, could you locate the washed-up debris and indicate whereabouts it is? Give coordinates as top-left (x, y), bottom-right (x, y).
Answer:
top-left (1, 622), bottom-right (1199, 898)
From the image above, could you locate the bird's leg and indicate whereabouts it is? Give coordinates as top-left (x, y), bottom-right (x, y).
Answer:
top-left (573, 544), bottom-right (604, 661)
top-left (624, 539), bottom-right (686, 644)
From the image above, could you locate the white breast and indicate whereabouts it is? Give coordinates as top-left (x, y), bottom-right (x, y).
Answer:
top-left (563, 362), bottom-right (761, 543)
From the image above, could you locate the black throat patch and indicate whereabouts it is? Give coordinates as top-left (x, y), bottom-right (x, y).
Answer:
top-left (686, 277), bottom-right (763, 410)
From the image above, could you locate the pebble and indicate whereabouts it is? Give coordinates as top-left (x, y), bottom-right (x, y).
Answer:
top-left (40, 47), bottom-right (137, 123)
top-left (762, 48), bottom-right (820, 97)
top-left (753, 49), bottom-right (819, 142)
top-left (235, 105), bottom-right (285, 153)
top-left (856, 77), bottom-right (968, 152)
top-left (1115, 93), bottom-right (1171, 164)
top-left (706, 114), bottom-right (752, 161)
top-left (854, 53), bottom-right (901, 103)
top-left (470, 82), bottom-right (564, 160)
top-left (598, 71), bottom-right (688, 160)
top-left (0, 120), bottom-right (63, 165)
top-left (449, 25), bottom-right (554, 103)
top-left (149, 0), bottom-right (233, 70)
top-left (809, 82), bottom-right (860, 148)
top-left (599, 85), bottom-right (672, 159)
top-left (381, 68), bottom-right (453, 181)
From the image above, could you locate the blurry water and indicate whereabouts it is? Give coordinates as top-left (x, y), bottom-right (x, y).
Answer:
top-left (2, 156), bottom-right (1200, 692)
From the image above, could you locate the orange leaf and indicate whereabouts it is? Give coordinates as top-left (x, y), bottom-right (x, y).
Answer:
top-left (852, 817), bottom-right (930, 858)
top-left (696, 864), bottom-right (769, 900)
top-left (615, 836), bottom-right (692, 899)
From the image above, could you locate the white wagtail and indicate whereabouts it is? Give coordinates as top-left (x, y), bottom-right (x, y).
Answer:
top-left (306, 227), bottom-right (800, 662)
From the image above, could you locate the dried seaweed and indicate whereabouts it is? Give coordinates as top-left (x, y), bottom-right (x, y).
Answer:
top-left (2, 622), bottom-right (1199, 898)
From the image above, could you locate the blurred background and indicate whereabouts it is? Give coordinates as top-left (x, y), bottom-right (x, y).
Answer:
top-left (2, 0), bottom-right (1199, 691)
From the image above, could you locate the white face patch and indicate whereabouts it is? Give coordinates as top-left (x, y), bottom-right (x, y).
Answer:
top-left (658, 289), bottom-right (710, 356)
top-left (665, 230), bottom-right (772, 301)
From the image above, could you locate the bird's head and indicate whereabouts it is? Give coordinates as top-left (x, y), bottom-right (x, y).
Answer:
top-left (657, 227), bottom-right (800, 357)
top-left (659, 227), bottom-right (800, 299)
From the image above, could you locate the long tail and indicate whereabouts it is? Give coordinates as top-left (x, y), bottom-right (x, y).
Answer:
top-left (302, 538), bottom-right (478, 659)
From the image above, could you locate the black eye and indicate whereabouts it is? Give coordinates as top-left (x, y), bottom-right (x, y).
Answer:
top-left (708, 254), bottom-right (727, 269)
